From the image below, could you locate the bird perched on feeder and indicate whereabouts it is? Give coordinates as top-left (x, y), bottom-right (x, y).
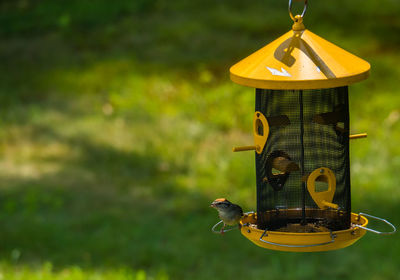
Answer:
top-left (210, 198), bottom-right (243, 234)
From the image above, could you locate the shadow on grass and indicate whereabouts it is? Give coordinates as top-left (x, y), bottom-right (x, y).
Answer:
top-left (0, 132), bottom-right (214, 274)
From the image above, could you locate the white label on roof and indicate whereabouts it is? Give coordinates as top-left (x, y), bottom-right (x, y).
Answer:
top-left (266, 67), bottom-right (291, 77)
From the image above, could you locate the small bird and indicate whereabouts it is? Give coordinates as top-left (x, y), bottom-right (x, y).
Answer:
top-left (210, 198), bottom-right (243, 234)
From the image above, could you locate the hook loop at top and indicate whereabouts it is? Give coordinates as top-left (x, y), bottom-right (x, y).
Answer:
top-left (288, 0), bottom-right (308, 21)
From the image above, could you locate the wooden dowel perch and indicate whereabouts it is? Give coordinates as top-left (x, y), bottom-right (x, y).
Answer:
top-left (349, 133), bottom-right (367, 140)
top-left (232, 145), bottom-right (257, 152)
top-left (322, 201), bottom-right (339, 209)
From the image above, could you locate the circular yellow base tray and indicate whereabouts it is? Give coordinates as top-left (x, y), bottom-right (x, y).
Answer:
top-left (240, 211), bottom-right (368, 252)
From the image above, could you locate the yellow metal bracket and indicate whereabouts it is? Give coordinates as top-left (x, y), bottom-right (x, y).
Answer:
top-left (232, 146), bottom-right (257, 152)
top-left (233, 112), bottom-right (270, 154)
top-left (253, 111), bottom-right (269, 154)
top-left (307, 167), bottom-right (339, 210)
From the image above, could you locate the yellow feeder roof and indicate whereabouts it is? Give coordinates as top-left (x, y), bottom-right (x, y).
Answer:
top-left (230, 27), bottom-right (370, 90)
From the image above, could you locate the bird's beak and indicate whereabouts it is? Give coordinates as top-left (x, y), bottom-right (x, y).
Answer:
top-left (210, 203), bottom-right (216, 208)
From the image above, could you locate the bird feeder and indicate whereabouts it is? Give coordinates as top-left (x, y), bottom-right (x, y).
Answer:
top-left (225, 0), bottom-right (396, 252)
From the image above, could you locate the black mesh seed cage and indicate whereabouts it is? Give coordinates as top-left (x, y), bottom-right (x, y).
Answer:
top-left (255, 87), bottom-right (351, 231)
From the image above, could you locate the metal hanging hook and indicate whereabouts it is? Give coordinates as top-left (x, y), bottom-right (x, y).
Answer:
top-left (288, 0), bottom-right (308, 21)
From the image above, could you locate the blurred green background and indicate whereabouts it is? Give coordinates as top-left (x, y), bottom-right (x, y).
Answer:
top-left (0, 0), bottom-right (399, 279)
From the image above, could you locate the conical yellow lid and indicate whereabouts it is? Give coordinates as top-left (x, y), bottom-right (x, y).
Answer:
top-left (230, 28), bottom-right (370, 90)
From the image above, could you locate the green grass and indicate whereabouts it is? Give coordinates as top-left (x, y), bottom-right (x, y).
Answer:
top-left (0, 0), bottom-right (400, 279)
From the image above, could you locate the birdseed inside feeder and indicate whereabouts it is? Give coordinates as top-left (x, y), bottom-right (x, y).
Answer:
top-left (215, 0), bottom-right (396, 252)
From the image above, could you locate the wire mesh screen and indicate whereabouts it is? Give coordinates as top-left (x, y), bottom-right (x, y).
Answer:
top-left (255, 87), bottom-right (351, 231)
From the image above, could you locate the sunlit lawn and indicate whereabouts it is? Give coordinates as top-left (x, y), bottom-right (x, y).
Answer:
top-left (0, 0), bottom-right (399, 279)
